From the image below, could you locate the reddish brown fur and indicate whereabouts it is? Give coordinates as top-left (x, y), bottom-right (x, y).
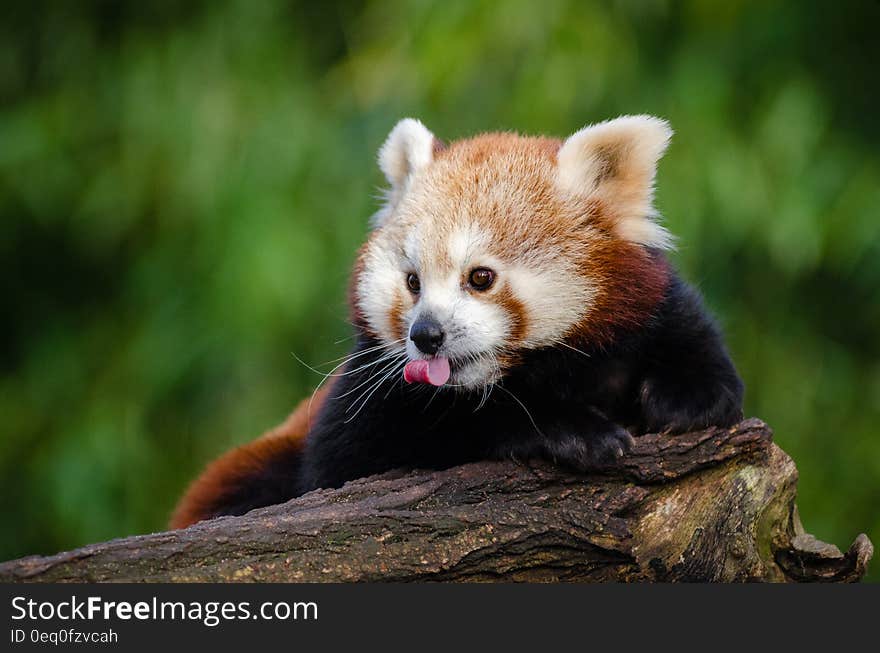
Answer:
top-left (423, 134), bottom-right (577, 261)
top-left (494, 284), bottom-right (529, 344)
top-left (434, 132), bottom-right (561, 166)
top-left (388, 292), bottom-right (405, 340)
top-left (570, 231), bottom-right (670, 348)
top-left (169, 385), bottom-right (332, 529)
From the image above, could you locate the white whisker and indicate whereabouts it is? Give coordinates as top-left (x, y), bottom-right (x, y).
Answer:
top-left (344, 357), bottom-right (408, 423)
top-left (495, 383), bottom-right (544, 438)
top-left (423, 385), bottom-right (443, 412)
top-left (555, 340), bottom-right (591, 359)
top-left (295, 337), bottom-right (406, 430)
top-left (335, 351), bottom-right (407, 399)
top-left (317, 338), bottom-right (406, 367)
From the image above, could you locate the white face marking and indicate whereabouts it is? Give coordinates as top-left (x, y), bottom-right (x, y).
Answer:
top-left (357, 235), bottom-right (405, 345)
top-left (447, 224), bottom-right (489, 270)
top-left (506, 264), bottom-right (593, 348)
top-left (403, 228), bottom-right (422, 269)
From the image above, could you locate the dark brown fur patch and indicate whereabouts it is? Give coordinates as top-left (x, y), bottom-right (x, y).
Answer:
top-left (388, 291), bottom-right (405, 340)
top-left (494, 285), bottom-right (528, 344)
top-left (592, 143), bottom-right (621, 185)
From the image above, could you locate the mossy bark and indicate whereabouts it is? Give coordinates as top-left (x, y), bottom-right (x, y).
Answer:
top-left (0, 419), bottom-right (872, 582)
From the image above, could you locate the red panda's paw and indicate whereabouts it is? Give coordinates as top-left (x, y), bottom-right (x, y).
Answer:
top-left (543, 423), bottom-right (634, 473)
top-left (582, 424), bottom-right (635, 469)
top-left (639, 375), bottom-right (745, 435)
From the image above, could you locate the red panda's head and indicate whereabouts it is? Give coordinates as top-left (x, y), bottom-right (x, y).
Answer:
top-left (353, 117), bottom-right (673, 390)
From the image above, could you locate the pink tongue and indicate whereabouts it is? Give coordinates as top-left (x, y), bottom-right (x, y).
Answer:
top-left (403, 357), bottom-right (451, 386)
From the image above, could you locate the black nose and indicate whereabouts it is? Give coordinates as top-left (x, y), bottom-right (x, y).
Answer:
top-left (409, 316), bottom-right (445, 355)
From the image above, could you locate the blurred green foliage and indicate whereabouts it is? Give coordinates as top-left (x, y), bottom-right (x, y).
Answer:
top-left (1, 0), bottom-right (878, 580)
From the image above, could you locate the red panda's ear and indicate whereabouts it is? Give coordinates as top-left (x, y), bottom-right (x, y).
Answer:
top-left (557, 115), bottom-right (673, 249)
top-left (374, 118), bottom-right (436, 227)
top-left (378, 118), bottom-right (435, 188)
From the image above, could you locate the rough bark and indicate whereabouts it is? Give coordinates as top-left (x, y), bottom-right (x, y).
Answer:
top-left (0, 418), bottom-right (872, 582)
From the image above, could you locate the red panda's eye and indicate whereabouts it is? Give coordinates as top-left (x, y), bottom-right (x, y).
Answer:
top-left (406, 273), bottom-right (421, 293)
top-left (468, 267), bottom-right (495, 291)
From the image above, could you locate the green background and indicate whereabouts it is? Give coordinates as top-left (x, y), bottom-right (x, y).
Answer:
top-left (1, 1), bottom-right (878, 580)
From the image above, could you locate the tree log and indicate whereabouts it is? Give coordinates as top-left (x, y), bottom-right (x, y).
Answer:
top-left (0, 418), bottom-right (872, 582)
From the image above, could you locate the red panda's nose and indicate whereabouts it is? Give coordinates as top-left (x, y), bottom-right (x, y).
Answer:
top-left (409, 316), bottom-right (445, 356)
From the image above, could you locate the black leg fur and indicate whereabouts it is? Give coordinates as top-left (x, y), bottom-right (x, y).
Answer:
top-left (636, 276), bottom-right (744, 433)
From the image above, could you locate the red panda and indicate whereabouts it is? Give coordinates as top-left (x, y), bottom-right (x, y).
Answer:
top-left (171, 116), bottom-right (744, 529)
